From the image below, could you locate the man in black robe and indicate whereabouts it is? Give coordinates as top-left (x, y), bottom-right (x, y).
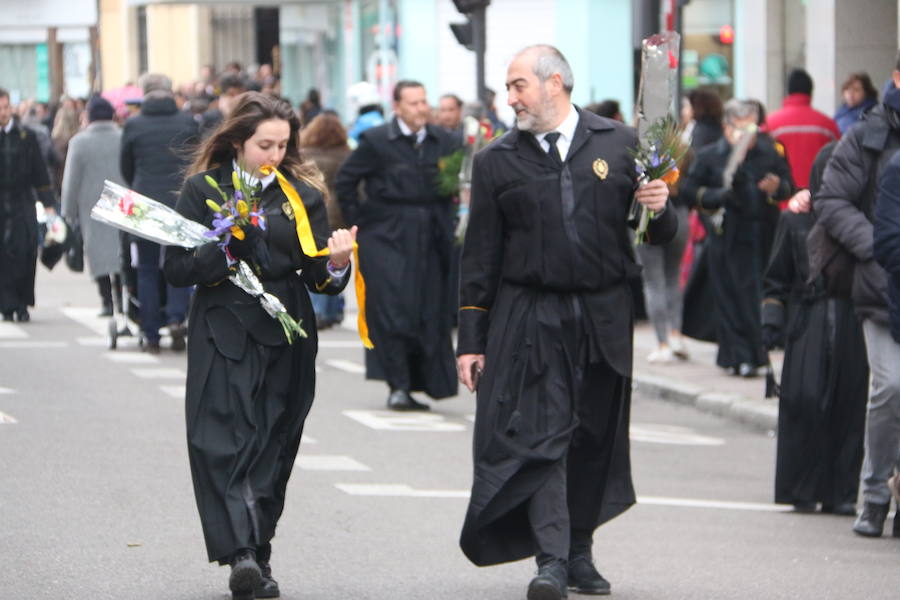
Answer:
top-left (456, 46), bottom-right (675, 600)
top-left (762, 143), bottom-right (868, 514)
top-left (0, 88), bottom-right (56, 322)
top-left (681, 99), bottom-right (793, 376)
top-left (335, 80), bottom-right (460, 411)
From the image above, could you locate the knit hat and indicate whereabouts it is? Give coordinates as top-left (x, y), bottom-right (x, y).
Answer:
top-left (87, 96), bottom-right (115, 122)
top-left (787, 69), bottom-right (813, 96)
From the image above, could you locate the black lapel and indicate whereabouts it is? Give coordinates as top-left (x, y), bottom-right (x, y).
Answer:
top-left (500, 128), bottom-right (556, 169)
top-left (565, 107), bottom-right (615, 162)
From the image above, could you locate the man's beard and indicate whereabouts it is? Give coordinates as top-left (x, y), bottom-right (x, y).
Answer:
top-left (514, 90), bottom-right (558, 133)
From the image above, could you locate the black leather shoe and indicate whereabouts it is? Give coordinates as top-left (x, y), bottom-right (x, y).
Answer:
top-left (99, 303), bottom-right (114, 317)
top-left (2, 312), bottom-right (13, 322)
top-left (528, 561), bottom-right (568, 600)
top-left (853, 502), bottom-right (889, 537)
top-left (792, 501), bottom-right (817, 513)
top-left (737, 363), bottom-right (757, 378)
top-left (567, 555), bottom-right (611, 595)
top-left (254, 560), bottom-right (280, 598)
top-left (168, 323), bottom-right (186, 351)
top-left (822, 502), bottom-right (857, 516)
top-left (387, 389), bottom-right (430, 411)
top-left (15, 308), bottom-right (29, 322)
top-left (229, 549), bottom-right (261, 600)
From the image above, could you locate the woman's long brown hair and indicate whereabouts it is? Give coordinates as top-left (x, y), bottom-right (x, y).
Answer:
top-left (187, 91), bottom-right (325, 193)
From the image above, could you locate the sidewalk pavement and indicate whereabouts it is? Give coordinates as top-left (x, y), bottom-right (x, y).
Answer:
top-left (632, 322), bottom-right (782, 433)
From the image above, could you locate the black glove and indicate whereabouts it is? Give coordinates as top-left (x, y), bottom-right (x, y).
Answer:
top-left (225, 226), bottom-right (261, 259)
top-left (761, 324), bottom-right (782, 351)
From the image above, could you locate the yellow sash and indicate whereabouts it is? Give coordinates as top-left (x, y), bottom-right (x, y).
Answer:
top-left (260, 165), bottom-right (373, 349)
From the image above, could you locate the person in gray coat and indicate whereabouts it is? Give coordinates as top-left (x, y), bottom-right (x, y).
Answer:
top-left (61, 96), bottom-right (124, 315)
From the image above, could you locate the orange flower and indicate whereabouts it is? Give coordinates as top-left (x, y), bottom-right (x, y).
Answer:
top-left (661, 167), bottom-right (680, 185)
top-left (230, 226), bottom-right (245, 240)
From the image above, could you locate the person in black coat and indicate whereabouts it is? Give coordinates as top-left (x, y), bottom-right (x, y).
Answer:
top-left (815, 67), bottom-right (900, 538)
top-left (120, 74), bottom-right (199, 352)
top-left (681, 99), bottom-right (793, 376)
top-left (164, 92), bottom-right (354, 599)
top-left (456, 46), bottom-right (675, 600)
top-left (335, 80), bottom-right (460, 410)
top-left (0, 89), bottom-right (56, 322)
top-left (762, 142), bottom-right (868, 514)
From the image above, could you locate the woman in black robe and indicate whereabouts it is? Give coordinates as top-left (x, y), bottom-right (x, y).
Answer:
top-left (680, 100), bottom-right (793, 375)
top-left (762, 143), bottom-right (868, 513)
top-left (164, 93), bottom-right (354, 600)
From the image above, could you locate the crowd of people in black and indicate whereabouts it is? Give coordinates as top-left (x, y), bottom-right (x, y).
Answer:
top-left (1, 46), bottom-right (899, 600)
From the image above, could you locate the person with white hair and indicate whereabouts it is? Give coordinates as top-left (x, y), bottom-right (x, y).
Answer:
top-left (119, 72), bottom-right (198, 353)
top-left (681, 98), bottom-right (793, 377)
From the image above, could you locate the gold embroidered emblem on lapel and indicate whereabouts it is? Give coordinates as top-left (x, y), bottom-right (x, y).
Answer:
top-left (592, 158), bottom-right (609, 180)
top-left (281, 201), bottom-right (295, 221)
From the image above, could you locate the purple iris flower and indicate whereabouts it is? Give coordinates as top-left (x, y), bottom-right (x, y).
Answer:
top-left (234, 190), bottom-right (244, 201)
top-left (204, 215), bottom-right (236, 238)
top-left (650, 150), bottom-right (661, 168)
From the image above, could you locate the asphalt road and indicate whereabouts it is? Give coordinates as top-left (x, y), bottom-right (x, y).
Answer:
top-left (0, 268), bottom-right (897, 599)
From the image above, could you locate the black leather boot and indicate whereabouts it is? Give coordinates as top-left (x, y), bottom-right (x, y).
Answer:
top-left (567, 554), bottom-right (611, 595)
top-left (528, 558), bottom-right (567, 600)
top-left (852, 502), bottom-right (889, 537)
top-left (255, 560), bottom-right (280, 598)
top-left (229, 548), bottom-right (261, 600)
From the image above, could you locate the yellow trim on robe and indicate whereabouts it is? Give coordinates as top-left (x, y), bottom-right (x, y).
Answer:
top-left (460, 306), bottom-right (488, 312)
top-left (260, 165), bottom-right (373, 349)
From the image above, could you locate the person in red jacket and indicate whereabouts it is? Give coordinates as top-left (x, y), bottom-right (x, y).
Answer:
top-left (766, 69), bottom-right (841, 193)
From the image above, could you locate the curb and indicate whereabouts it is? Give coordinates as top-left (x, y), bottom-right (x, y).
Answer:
top-left (633, 372), bottom-right (778, 433)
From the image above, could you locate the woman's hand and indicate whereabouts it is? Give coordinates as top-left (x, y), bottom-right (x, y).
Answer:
top-left (327, 226), bottom-right (358, 269)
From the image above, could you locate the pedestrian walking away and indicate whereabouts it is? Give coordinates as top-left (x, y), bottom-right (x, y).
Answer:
top-left (335, 79), bottom-right (461, 411)
top-left (456, 45), bottom-right (676, 600)
top-left (60, 96), bottom-right (126, 317)
top-left (164, 92), bottom-right (355, 599)
top-left (120, 73), bottom-right (198, 353)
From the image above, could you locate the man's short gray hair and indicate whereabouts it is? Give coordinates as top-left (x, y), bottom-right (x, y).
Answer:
top-left (723, 98), bottom-right (758, 124)
top-left (139, 73), bottom-right (173, 96)
top-left (517, 45), bottom-right (574, 94)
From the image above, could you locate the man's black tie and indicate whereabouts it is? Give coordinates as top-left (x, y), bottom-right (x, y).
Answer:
top-left (545, 131), bottom-right (563, 167)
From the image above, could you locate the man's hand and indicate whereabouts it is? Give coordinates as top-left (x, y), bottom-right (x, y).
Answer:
top-left (457, 353), bottom-right (485, 393)
top-left (634, 179), bottom-right (669, 212)
top-left (787, 189), bottom-right (811, 214)
top-left (757, 173), bottom-right (781, 196)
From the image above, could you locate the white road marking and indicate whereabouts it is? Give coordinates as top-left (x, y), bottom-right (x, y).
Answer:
top-left (343, 410), bottom-right (466, 432)
top-left (159, 385), bottom-right (185, 399)
top-left (0, 322), bottom-right (28, 339)
top-left (318, 340), bottom-right (366, 348)
top-left (103, 352), bottom-right (159, 364)
top-left (300, 435), bottom-right (317, 445)
top-left (629, 424), bottom-right (725, 446)
top-left (299, 455), bottom-right (371, 471)
top-left (324, 359), bottom-right (366, 374)
top-left (131, 368), bottom-right (186, 379)
top-left (0, 341), bottom-right (67, 349)
top-left (60, 307), bottom-right (109, 336)
top-left (0, 387), bottom-right (15, 394)
top-left (334, 484), bottom-right (793, 512)
top-left (637, 496), bottom-right (793, 512)
top-left (76, 337), bottom-right (109, 347)
top-left (336, 483), bottom-right (469, 498)
top-left (0, 411), bottom-right (18, 424)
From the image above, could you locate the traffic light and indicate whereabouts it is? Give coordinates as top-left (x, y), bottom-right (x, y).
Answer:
top-left (450, 21), bottom-right (473, 51)
top-left (453, 0), bottom-right (491, 13)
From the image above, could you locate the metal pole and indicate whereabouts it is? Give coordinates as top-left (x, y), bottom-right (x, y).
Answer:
top-left (473, 5), bottom-right (486, 106)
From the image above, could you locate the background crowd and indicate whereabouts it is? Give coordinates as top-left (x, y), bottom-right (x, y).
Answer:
top-left (1, 50), bottom-right (898, 541)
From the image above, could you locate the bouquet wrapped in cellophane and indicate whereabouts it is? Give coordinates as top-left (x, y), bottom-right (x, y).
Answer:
top-left (629, 30), bottom-right (686, 245)
top-left (437, 115), bottom-right (499, 243)
top-left (91, 180), bottom-right (307, 343)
